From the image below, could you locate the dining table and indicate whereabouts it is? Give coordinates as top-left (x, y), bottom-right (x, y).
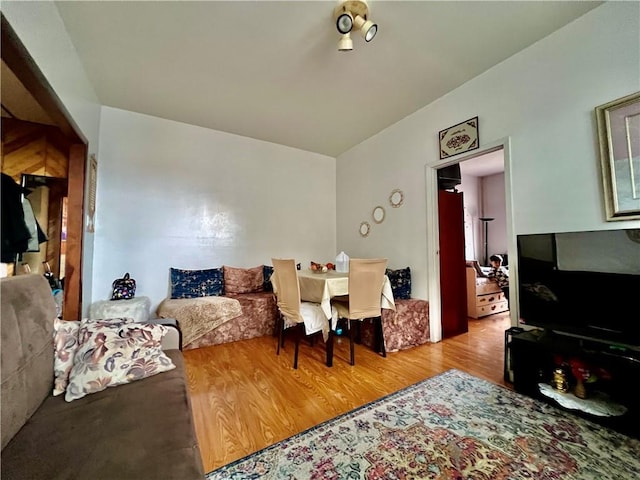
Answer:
top-left (296, 269), bottom-right (396, 366)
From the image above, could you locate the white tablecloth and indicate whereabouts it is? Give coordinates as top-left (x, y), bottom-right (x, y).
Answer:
top-left (297, 270), bottom-right (395, 322)
top-left (272, 270), bottom-right (395, 341)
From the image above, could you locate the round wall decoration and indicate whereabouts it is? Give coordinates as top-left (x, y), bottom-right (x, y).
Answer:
top-left (359, 221), bottom-right (371, 237)
top-left (389, 189), bottom-right (404, 208)
top-left (372, 206), bottom-right (385, 224)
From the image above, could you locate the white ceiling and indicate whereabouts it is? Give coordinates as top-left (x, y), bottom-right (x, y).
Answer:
top-left (459, 149), bottom-right (505, 177)
top-left (48, 1), bottom-right (602, 157)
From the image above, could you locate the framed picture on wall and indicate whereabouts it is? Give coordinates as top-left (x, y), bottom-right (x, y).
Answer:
top-left (439, 116), bottom-right (479, 159)
top-left (595, 91), bottom-right (640, 221)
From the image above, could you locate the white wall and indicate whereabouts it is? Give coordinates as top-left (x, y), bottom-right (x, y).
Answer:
top-left (337, 2), bottom-right (640, 307)
top-left (94, 107), bottom-right (336, 313)
top-left (482, 173), bottom-right (507, 260)
top-left (6, 1), bottom-right (639, 320)
top-left (458, 174), bottom-right (480, 261)
top-left (456, 172), bottom-right (507, 266)
top-left (2, 0), bottom-right (102, 316)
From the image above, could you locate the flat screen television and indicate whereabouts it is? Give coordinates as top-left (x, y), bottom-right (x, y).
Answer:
top-left (517, 229), bottom-right (640, 348)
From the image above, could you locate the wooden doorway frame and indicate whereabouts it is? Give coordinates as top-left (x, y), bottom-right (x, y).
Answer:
top-left (425, 137), bottom-right (517, 343)
top-left (2, 14), bottom-right (87, 320)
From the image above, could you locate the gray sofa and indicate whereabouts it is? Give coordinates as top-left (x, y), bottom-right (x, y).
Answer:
top-left (1, 274), bottom-right (205, 479)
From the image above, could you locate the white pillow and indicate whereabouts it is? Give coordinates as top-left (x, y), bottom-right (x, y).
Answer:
top-left (52, 318), bottom-right (81, 396)
top-left (65, 319), bottom-right (175, 402)
top-left (54, 317), bottom-right (136, 396)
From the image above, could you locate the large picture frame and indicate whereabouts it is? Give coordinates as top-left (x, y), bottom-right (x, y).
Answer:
top-left (595, 91), bottom-right (640, 221)
top-left (439, 116), bottom-right (479, 159)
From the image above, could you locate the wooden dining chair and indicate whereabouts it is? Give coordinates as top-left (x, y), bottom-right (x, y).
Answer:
top-left (271, 258), bottom-right (327, 369)
top-left (333, 258), bottom-right (388, 366)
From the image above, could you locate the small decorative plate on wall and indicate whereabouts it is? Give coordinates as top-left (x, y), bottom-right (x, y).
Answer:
top-left (359, 221), bottom-right (371, 237)
top-left (372, 206), bottom-right (385, 224)
top-left (389, 189), bottom-right (404, 208)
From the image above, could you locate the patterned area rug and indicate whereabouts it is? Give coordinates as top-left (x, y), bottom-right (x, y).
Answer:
top-left (206, 369), bottom-right (639, 479)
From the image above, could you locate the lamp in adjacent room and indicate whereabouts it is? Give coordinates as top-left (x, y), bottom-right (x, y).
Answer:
top-left (479, 217), bottom-right (494, 266)
top-left (332, 0), bottom-right (377, 51)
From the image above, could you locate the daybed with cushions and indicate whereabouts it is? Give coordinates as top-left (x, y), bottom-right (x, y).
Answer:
top-left (157, 265), bottom-right (279, 350)
top-left (1, 274), bottom-right (204, 480)
top-left (466, 260), bottom-right (508, 318)
top-left (360, 267), bottom-right (430, 352)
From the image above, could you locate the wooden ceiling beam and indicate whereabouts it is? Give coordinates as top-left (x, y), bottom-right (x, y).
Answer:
top-left (1, 14), bottom-right (86, 144)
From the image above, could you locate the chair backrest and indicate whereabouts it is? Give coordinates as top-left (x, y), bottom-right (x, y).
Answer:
top-left (271, 258), bottom-right (304, 324)
top-left (347, 258), bottom-right (388, 319)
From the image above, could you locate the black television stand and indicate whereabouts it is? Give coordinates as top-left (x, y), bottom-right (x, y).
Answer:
top-left (511, 329), bottom-right (640, 438)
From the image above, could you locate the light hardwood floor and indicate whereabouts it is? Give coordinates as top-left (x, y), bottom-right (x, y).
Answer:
top-left (183, 312), bottom-right (512, 473)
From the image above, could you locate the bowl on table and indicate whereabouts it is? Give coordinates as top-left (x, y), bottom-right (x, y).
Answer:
top-left (310, 262), bottom-right (329, 273)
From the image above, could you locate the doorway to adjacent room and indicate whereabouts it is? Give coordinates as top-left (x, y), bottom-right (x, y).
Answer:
top-left (427, 139), bottom-right (516, 343)
top-left (1, 14), bottom-right (88, 320)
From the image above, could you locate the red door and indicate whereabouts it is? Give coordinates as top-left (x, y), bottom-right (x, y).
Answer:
top-left (438, 190), bottom-right (468, 337)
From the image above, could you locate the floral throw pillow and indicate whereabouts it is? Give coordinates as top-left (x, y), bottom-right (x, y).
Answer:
top-left (223, 265), bottom-right (265, 294)
top-left (65, 320), bottom-right (175, 402)
top-left (170, 267), bottom-right (224, 299)
top-left (54, 317), bottom-right (135, 396)
top-left (386, 267), bottom-right (412, 300)
top-left (53, 318), bottom-right (81, 396)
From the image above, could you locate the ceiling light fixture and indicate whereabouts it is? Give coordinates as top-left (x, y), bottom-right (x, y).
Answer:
top-left (332, 0), bottom-right (377, 52)
top-left (353, 14), bottom-right (377, 42)
top-left (338, 33), bottom-right (354, 51)
top-left (336, 11), bottom-right (353, 34)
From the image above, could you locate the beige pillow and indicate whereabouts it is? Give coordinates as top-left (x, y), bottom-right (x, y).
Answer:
top-left (53, 318), bottom-right (81, 396)
top-left (223, 265), bottom-right (265, 294)
top-left (53, 317), bottom-right (137, 396)
top-left (65, 319), bottom-right (174, 402)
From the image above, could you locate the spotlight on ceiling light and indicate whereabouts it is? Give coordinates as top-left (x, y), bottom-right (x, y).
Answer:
top-left (332, 0), bottom-right (377, 51)
top-left (353, 14), bottom-right (377, 42)
top-left (337, 32), bottom-right (354, 51)
top-left (336, 10), bottom-right (353, 34)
